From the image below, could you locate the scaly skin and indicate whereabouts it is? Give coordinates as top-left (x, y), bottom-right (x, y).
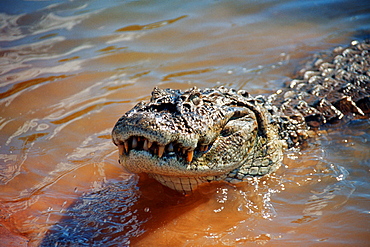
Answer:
top-left (112, 40), bottom-right (370, 193)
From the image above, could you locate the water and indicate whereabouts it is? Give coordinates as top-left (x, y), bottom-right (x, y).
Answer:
top-left (0, 0), bottom-right (369, 246)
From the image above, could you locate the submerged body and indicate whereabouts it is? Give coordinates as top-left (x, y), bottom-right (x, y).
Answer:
top-left (112, 40), bottom-right (370, 193)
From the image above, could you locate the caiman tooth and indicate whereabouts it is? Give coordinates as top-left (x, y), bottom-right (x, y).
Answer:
top-left (118, 144), bottom-right (125, 155)
top-left (147, 140), bottom-right (153, 149)
top-left (158, 145), bottom-right (165, 158)
top-left (200, 144), bottom-right (208, 152)
top-left (167, 142), bottom-right (174, 152)
top-left (124, 141), bottom-right (129, 153)
top-left (143, 139), bottom-right (148, 151)
top-left (132, 137), bottom-right (138, 149)
top-left (186, 150), bottom-right (194, 162)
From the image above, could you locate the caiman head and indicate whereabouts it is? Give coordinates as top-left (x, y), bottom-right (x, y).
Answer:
top-left (112, 86), bottom-right (284, 193)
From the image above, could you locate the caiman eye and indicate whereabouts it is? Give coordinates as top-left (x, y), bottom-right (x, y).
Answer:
top-left (228, 107), bottom-right (254, 120)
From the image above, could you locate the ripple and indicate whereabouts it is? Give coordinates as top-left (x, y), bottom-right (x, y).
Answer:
top-left (116, 15), bottom-right (187, 32)
top-left (39, 176), bottom-right (142, 246)
top-left (0, 5), bottom-right (93, 43)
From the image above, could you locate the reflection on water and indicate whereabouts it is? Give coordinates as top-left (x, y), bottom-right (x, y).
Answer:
top-left (40, 175), bottom-right (142, 246)
top-left (0, 0), bottom-right (370, 246)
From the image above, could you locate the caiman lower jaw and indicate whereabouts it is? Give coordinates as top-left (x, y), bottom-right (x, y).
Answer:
top-left (116, 135), bottom-right (212, 164)
top-left (149, 173), bottom-right (222, 193)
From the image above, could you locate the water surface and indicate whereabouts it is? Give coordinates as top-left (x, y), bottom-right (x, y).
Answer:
top-left (0, 0), bottom-right (369, 246)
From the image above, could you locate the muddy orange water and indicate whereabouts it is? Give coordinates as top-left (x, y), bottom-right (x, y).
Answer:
top-left (1, 1), bottom-right (370, 246)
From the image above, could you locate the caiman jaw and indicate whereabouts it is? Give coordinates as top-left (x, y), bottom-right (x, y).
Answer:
top-left (113, 133), bottom-right (219, 192)
top-left (115, 135), bottom-right (210, 163)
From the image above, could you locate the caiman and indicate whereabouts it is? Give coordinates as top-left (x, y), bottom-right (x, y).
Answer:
top-left (112, 40), bottom-right (370, 193)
